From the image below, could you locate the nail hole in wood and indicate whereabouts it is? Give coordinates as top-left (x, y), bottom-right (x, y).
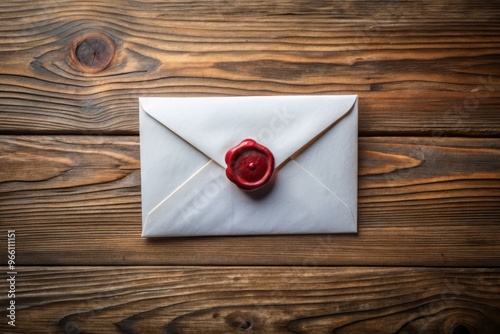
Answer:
top-left (238, 320), bottom-right (252, 330)
top-left (70, 33), bottom-right (115, 73)
top-left (225, 311), bottom-right (257, 330)
top-left (452, 324), bottom-right (471, 334)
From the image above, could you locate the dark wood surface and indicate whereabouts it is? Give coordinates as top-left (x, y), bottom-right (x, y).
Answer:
top-left (0, 136), bottom-right (499, 266)
top-left (1, 267), bottom-right (500, 334)
top-left (0, 0), bottom-right (499, 136)
top-left (0, 0), bottom-right (499, 333)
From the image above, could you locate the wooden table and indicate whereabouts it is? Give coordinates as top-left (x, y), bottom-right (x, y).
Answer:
top-left (1, 1), bottom-right (499, 333)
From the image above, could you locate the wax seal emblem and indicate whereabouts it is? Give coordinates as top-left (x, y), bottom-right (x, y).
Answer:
top-left (225, 139), bottom-right (275, 191)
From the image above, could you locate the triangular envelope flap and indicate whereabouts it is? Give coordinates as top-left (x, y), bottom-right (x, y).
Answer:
top-left (141, 96), bottom-right (357, 167)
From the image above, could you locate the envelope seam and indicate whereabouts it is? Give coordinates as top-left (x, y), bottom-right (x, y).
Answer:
top-left (142, 106), bottom-right (225, 168)
top-left (144, 160), bottom-right (217, 234)
top-left (291, 160), bottom-right (356, 226)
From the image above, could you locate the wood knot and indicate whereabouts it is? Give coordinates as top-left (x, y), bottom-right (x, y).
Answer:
top-left (70, 33), bottom-right (115, 73)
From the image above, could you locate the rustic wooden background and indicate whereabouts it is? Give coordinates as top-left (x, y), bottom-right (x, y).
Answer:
top-left (1, 0), bottom-right (499, 333)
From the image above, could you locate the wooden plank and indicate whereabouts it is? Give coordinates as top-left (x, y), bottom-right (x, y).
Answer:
top-left (0, 0), bottom-right (499, 135)
top-left (0, 266), bottom-right (498, 333)
top-left (1, 135), bottom-right (499, 266)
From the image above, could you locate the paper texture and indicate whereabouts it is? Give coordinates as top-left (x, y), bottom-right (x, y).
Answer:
top-left (140, 95), bottom-right (358, 237)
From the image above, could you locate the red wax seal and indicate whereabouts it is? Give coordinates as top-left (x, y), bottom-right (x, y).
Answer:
top-left (225, 139), bottom-right (275, 191)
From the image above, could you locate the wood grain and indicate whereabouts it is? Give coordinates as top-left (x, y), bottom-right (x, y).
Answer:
top-left (0, 135), bottom-right (499, 266)
top-left (0, 266), bottom-right (498, 333)
top-left (1, 1), bottom-right (499, 333)
top-left (0, 0), bottom-right (499, 135)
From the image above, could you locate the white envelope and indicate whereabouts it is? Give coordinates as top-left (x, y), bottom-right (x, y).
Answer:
top-left (139, 95), bottom-right (358, 237)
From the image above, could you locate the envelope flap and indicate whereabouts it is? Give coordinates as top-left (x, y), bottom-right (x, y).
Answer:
top-left (140, 96), bottom-right (357, 167)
